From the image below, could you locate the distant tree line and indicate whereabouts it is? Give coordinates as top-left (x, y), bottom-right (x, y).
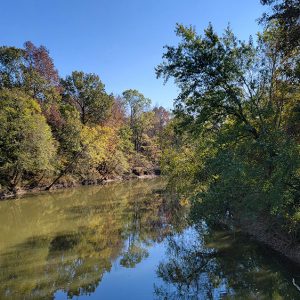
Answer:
top-left (0, 42), bottom-right (169, 194)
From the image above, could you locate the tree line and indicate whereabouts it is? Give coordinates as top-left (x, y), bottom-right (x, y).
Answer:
top-left (0, 42), bottom-right (169, 195)
top-left (158, 0), bottom-right (300, 246)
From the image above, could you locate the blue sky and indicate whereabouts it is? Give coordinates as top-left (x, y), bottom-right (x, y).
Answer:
top-left (0, 0), bottom-right (266, 108)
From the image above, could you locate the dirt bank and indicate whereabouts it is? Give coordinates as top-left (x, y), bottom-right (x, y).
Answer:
top-left (0, 174), bottom-right (160, 200)
top-left (236, 216), bottom-right (300, 265)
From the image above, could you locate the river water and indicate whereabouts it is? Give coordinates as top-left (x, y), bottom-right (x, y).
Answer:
top-left (0, 178), bottom-right (299, 299)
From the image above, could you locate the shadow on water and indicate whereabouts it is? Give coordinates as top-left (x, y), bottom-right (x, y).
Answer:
top-left (154, 224), bottom-right (300, 299)
top-left (0, 178), bottom-right (299, 299)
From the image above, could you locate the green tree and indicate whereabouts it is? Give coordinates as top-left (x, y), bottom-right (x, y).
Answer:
top-left (0, 42), bottom-right (61, 102)
top-left (261, 0), bottom-right (300, 52)
top-left (0, 89), bottom-right (56, 192)
top-left (122, 89), bottom-right (151, 151)
top-left (62, 71), bottom-right (113, 125)
top-left (0, 46), bottom-right (24, 88)
top-left (157, 23), bottom-right (300, 240)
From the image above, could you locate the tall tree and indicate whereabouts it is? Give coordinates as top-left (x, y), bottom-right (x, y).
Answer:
top-left (0, 42), bottom-right (60, 100)
top-left (0, 46), bottom-right (24, 88)
top-left (62, 71), bottom-right (113, 125)
top-left (157, 23), bottom-right (300, 239)
top-left (150, 106), bottom-right (170, 139)
top-left (23, 41), bottom-right (60, 87)
top-left (156, 24), bottom-right (262, 138)
top-left (0, 89), bottom-right (56, 192)
top-left (122, 89), bottom-right (151, 151)
top-left (105, 95), bottom-right (127, 127)
top-left (261, 0), bottom-right (300, 52)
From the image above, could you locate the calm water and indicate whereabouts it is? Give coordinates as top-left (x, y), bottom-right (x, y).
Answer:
top-left (0, 178), bottom-right (299, 299)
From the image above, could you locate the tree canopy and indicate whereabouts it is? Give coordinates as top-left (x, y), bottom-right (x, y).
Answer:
top-left (0, 42), bottom-right (169, 195)
top-left (62, 71), bottom-right (113, 125)
top-left (157, 15), bottom-right (299, 243)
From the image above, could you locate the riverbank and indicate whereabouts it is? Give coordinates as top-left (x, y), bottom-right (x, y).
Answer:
top-left (238, 216), bottom-right (300, 265)
top-left (0, 174), bottom-right (160, 200)
top-left (219, 216), bottom-right (300, 265)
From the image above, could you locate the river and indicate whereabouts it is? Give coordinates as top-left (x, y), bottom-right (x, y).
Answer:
top-left (0, 178), bottom-right (299, 299)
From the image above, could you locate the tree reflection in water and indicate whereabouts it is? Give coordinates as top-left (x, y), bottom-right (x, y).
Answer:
top-left (0, 179), bottom-right (185, 299)
top-left (155, 225), bottom-right (300, 299)
top-left (0, 180), bottom-right (298, 299)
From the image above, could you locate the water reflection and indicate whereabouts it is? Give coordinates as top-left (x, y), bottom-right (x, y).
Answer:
top-left (0, 179), bottom-right (298, 299)
top-left (155, 225), bottom-right (300, 299)
top-left (0, 179), bottom-right (185, 299)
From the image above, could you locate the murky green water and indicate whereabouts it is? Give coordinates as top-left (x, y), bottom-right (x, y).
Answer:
top-left (0, 178), bottom-right (299, 299)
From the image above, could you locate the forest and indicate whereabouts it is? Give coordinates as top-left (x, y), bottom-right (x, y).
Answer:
top-left (0, 0), bottom-right (299, 262)
top-left (0, 42), bottom-right (170, 196)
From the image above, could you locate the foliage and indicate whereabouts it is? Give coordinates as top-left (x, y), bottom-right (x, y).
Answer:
top-left (0, 41), bottom-right (60, 104)
top-left (157, 21), bottom-right (300, 240)
top-left (122, 89), bottom-right (151, 151)
top-left (0, 89), bottom-right (56, 190)
top-left (61, 71), bottom-right (113, 125)
top-left (0, 42), bottom-right (167, 194)
top-left (261, 0), bottom-right (300, 52)
top-left (0, 46), bottom-right (24, 88)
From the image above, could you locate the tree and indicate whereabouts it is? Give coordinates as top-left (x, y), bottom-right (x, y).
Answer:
top-left (152, 106), bottom-right (170, 136)
top-left (122, 89), bottom-right (151, 151)
top-left (261, 0), bottom-right (300, 52)
top-left (0, 46), bottom-right (24, 88)
top-left (62, 71), bottom-right (113, 125)
top-left (0, 89), bottom-right (56, 191)
top-left (149, 106), bottom-right (170, 149)
top-left (23, 41), bottom-right (60, 86)
top-left (0, 42), bottom-right (61, 101)
top-left (156, 24), bottom-right (263, 138)
top-left (105, 95), bottom-right (127, 127)
top-left (157, 23), bottom-right (300, 240)
top-left (22, 41), bottom-right (61, 105)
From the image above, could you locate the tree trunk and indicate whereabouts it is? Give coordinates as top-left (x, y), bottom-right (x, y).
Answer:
top-left (45, 151), bottom-right (82, 190)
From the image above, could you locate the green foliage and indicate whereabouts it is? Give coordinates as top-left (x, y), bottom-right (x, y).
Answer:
top-left (158, 22), bottom-right (300, 240)
top-left (0, 89), bottom-right (56, 190)
top-left (62, 71), bottom-right (113, 125)
top-left (0, 42), bottom-right (168, 193)
top-left (122, 89), bottom-right (151, 151)
top-left (0, 46), bottom-right (24, 88)
top-left (261, 0), bottom-right (300, 52)
top-left (57, 103), bottom-right (82, 157)
top-left (0, 42), bottom-right (60, 104)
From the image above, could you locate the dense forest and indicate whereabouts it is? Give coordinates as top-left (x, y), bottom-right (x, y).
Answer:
top-left (0, 42), bottom-right (170, 196)
top-left (157, 0), bottom-right (300, 259)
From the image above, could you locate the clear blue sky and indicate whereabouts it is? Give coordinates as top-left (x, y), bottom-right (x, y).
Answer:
top-left (0, 0), bottom-right (266, 108)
